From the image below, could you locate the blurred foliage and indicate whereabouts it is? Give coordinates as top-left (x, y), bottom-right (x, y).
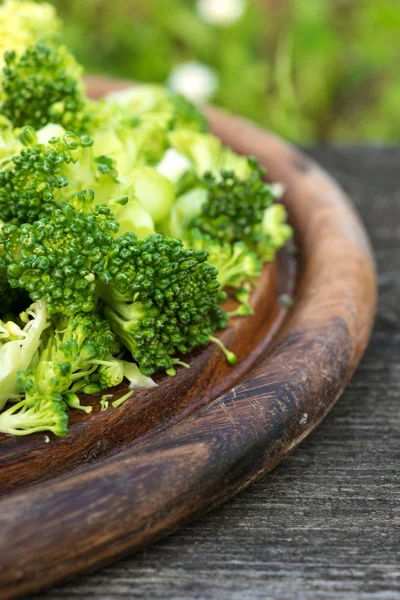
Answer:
top-left (49, 0), bottom-right (400, 142)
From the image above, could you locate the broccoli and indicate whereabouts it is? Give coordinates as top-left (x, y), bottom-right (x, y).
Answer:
top-left (0, 43), bottom-right (86, 131)
top-left (19, 312), bottom-right (116, 396)
top-left (0, 115), bottom-right (22, 166)
top-left (0, 127), bottom-right (125, 223)
top-left (162, 156), bottom-right (291, 269)
top-left (104, 85), bottom-right (207, 134)
top-left (168, 129), bottom-right (250, 177)
top-left (0, 298), bottom-right (49, 410)
top-left (98, 232), bottom-right (233, 375)
top-left (186, 229), bottom-right (262, 290)
top-left (97, 357), bottom-right (157, 390)
top-left (0, 0), bottom-right (61, 69)
top-left (0, 394), bottom-right (68, 437)
top-left (86, 85), bottom-right (208, 175)
top-left (257, 203), bottom-right (293, 262)
top-left (0, 311), bottom-right (115, 436)
top-left (191, 159), bottom-right (274, 245)
top-left (0, 202), bottom-right (119, 316)
top-left (163, 158), bottom-right (274, 246)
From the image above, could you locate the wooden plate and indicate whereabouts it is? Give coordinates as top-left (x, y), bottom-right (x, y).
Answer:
top-left (0, 77), bottom-right (376, 600)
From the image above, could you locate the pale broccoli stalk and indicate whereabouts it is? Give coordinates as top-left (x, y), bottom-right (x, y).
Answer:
top-left (121, 360), bottom-right (157, 389)
top-left (167, 130), bottom-right (250, 178)
top-left (0, 299), bottom-right (48, 410)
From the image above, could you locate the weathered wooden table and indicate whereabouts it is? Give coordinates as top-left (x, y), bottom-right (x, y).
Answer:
top-left (30, 147), bottom-right (400, 600)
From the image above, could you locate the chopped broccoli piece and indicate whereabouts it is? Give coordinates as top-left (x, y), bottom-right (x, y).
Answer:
top-left (0, 394), bottom-right (68, 437)
top-left (112, 390), bottom-right (134, 408)
top-left (97, 356), bottom-right (124, 389)
top-left (162, 157), bottom-right (276, 248)
top-left (0, 0), bottom-right (61, 69)
top-left (64, 392), bottom-right (92, 414)
top-left (126, 166), bottom-right (175, 224)
top-left (18, 311), bottom-right (116, 397)
top-left (100, 395), bottom-right (110, 411)
top-left (257, 203), bottom-right (293, 262)
top-left (98, 232), bottom-right (231, 375)
top-left (1, 43), bottom-right (86, 131)
top-left (0, 298), bottom-right (49, 410)
top-left (190, 159), bottom-right (274, 246)
top-left (0, 203), bottom-right (118, 315)
top-left (0, 311), bottom-right (116, 435)
top-left (0, 127), bottom-right (123, 223)
top-left (186, 229), bottom-right (262, 290)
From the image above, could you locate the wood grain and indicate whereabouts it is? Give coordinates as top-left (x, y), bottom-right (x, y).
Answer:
top-left (0, 78), bottom-right (377, 600)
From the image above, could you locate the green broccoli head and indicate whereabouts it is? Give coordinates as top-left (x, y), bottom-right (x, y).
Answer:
top-left (0, 43), bottom-right (86, 131)
top-left (0, 393), bottom-right (68, 437)
top-left (1, 310), bottom-right (116, 436)
top-left (97, 357), bottom-right (124, 389)
top-left (98, 232), bottom-right (229, 375)
top-left (19, 311), bottom-right (116, 397)
top-left (0, 0), bottom-right (62, 69)
top-left (192, 158), bottom-right (274, 245)
top-left (0, 128), bottom-right (121, 223)
top-left (186, 229), bottom-right (262, 290)
top-left (0, 203), bottom-right (119, 315)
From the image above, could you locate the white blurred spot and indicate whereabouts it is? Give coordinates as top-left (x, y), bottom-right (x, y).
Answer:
top-left (167, 62), bottom-right (218, 104)
top-left (299, 413), bottom-right (308, 425)
top-left (196, 0), bottom-right (246, 25)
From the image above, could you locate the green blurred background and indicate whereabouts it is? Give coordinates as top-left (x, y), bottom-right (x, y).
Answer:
top-left (51, 0), bottom-right (399, 143)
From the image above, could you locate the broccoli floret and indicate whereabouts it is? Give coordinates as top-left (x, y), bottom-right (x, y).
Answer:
top-left (98, 232), bottom-right (231, 375)
top-left (257, 203), bottom-right (293, 262)
top-left (0, 43), bottom-right (86, 131)
top-left (0, 0), bottom-right (61, 69)
top-left (0, 203), bottom-right (118, 315)
top-left (0, 127), bottom-right (122, 223)
top-left (191, 159), bottom-right (274, 245)
top-left (104, 85), bottom-right (207, 134)
top-left (97, 357), bottom-right (157, 389)
top-left (162, 156), bottom-right (292, 268)
top-left (0, 394), bottom-right (68, 437)
top-left (0, 311), bottom-right (116, 436)
top-left (97, 356), bottom-right (124, 389)
top-left (186, 229), bottom-right (261, 290)
top-left (0, 298), bottom-right (49, 410)
top-left (19, 312), bottom-right (116, 398)
top-left (163, 158), bottom-right (274, 246)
